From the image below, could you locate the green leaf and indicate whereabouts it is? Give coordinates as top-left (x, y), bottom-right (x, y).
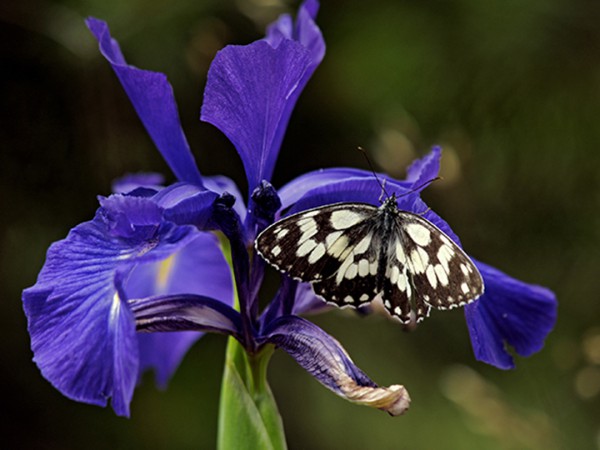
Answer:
top-left (217, 338), bottom-right (287, 450)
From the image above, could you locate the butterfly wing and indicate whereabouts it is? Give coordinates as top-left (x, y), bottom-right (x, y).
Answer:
top-left (255, 203), bottom-right (379, 284)
top-left (395, 211), bottom-right (484, 312)
top-left (311, 220), bottom-right (384, 308)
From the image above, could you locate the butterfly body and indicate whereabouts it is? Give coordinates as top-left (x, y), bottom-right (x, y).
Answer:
top-left (255, 195), bottom-right (484, 323)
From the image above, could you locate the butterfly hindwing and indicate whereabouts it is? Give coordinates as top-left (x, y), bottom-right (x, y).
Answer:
top-left (312, 224), bottom-right (383, 308)
top-left (394, 212), bottom-right (484, 311)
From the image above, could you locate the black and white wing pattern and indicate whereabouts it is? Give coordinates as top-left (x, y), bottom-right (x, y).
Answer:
top-left (255, 196), bottom-right (484, 324)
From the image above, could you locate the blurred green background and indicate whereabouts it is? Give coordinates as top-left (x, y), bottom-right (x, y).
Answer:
top-left (2, 0), bottom-right (599, 448)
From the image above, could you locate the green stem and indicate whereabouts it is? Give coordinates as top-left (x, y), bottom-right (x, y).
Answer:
top-left (216, 232), bottom-right (287, 450)
top-left (217, 339), bottom-right (287, 450)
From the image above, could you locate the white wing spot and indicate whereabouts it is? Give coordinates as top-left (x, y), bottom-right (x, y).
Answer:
top-left (395, 239), bottom-right (406, 263)
top-left (437, 245), bottom-right (454, 272)
top-left (410, 249), bottom-right (426, 274)
top-left (461, 282), bottom-right (470, 294)
top-left (299, 218), bottom-right (317, 232)
top-left (360, 293), bottom-right (369, 302)
top-left (353, 234), bottom-right (372, 254)
top-left (330, 210), bottom-right (363, 230)
top-left (328, 235), bottom-right (350, 259)
top-left (358, 259), bottom-right (369, 276)
top-left (301, 210), bottom-right (319, 219)
top-left (384, 300), bottom-right (392, 308)
top-left (343, 295), bottom-right (354, 304)
top-left (271, 245), bottom-right (281, 256)
top-left (397, 270), bottom-right (407, 292)
top-left (296, 239), bottom-right (317, 257)
top-left (275, 228), bottom-right (289, 238)
top-left (300, 226), bottom-right (318, 243)
top-left (440, 235), bottom-right (453, 247)
top-left (390, 265), bottom-right (400, 284)
top-left (460, 263), bottom-right (469, 276)
top-left (418, 246), bottom-right (429, 269)
top-left (308, 243), bottom-right (326, 264)
top-left (335, 256), bottom-right (354, 284)
top-left (369, 261), bottom-right (378, 275)
top-left (426, 265), bottom-right (438, 288)
top-left (345, 262), bottom-right (358, 280)
top-left (434, 264), bottom-right (449, 286)
top-left (405, 223), bottom-right (431, 246)
top-left (394, 306), bottom-right (403, 316)
top-left (325, 231), bottom-right (343, 247)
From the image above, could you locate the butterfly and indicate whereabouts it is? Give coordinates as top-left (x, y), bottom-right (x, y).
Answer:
top-left (255, 194), bottom-right (484, 323)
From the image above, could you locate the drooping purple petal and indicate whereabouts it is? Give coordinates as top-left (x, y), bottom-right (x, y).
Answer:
top-left (125, 232), bottom-right (234, 386)
top-left (464, 261), bottom-right (557, 369)
top-left (129, 295), bottom-right (242, 338)
top-left (86, 18), bottom-right (203, 185)
top-left (201, 39), bottom-right (312, 193)
top-left (260, 316), bottom-right (410, 416)
top-left (22, 196), bottom-right (198, 416)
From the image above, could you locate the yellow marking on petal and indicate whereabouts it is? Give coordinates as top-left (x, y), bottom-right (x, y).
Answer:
top-left (156, 254), bottom-right (177, 292)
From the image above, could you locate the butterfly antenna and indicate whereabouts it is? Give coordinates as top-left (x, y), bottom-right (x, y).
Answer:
top-left (357, 146), bottom-right (390, 201)
top-left (397, 176), bottom-right (443, 199)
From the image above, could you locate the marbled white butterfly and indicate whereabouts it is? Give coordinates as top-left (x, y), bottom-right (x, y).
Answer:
top-left (255, 194), bottom-right (484, 323)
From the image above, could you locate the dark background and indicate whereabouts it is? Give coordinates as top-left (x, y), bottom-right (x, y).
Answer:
top-left (2, 0), bottom-right (599, 448)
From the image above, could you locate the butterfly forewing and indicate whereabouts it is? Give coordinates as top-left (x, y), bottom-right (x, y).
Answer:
top-left (255, 196), bottom-right (484, 324)
top-left (255, 203), bottom-right (379, 282)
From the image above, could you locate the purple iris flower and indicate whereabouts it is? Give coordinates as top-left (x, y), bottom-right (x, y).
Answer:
top-left (22, 0), bottom-right (556, 419)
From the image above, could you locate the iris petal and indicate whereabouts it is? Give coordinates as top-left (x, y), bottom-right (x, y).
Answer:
top-left (125, 232), bottom-right (234, 387)
top-left (22, 196), bottom-right (198, 415)
top-left (465, 261), bottom-right (557, 369)
top-left (201, 39), bottom-right (312, 193)
top-left (260, 316), bottom-right (410, 416)
top-left (86, 18), bottom-right (203, 185)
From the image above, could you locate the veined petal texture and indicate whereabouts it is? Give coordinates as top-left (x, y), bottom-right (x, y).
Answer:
top-left (261, 316), bottom-right (410, 416)
top-left (201, 39), bottom-right (312, 193)
top-left (22, 195), bottom-right (198, 416)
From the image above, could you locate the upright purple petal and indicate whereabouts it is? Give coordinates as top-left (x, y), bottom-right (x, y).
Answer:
top-left (201, 39), bottom-right (312, 193)
top-left (86, 18), bottom-right (203, 185)
top-left (465, 261), bottom-right (557, 369)
top-left (260, 316), bottom-right (410, 416)
top-left (22, 196), bottom-right (198, 415)
top-left (266, 0), bottom-right (325, 75)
